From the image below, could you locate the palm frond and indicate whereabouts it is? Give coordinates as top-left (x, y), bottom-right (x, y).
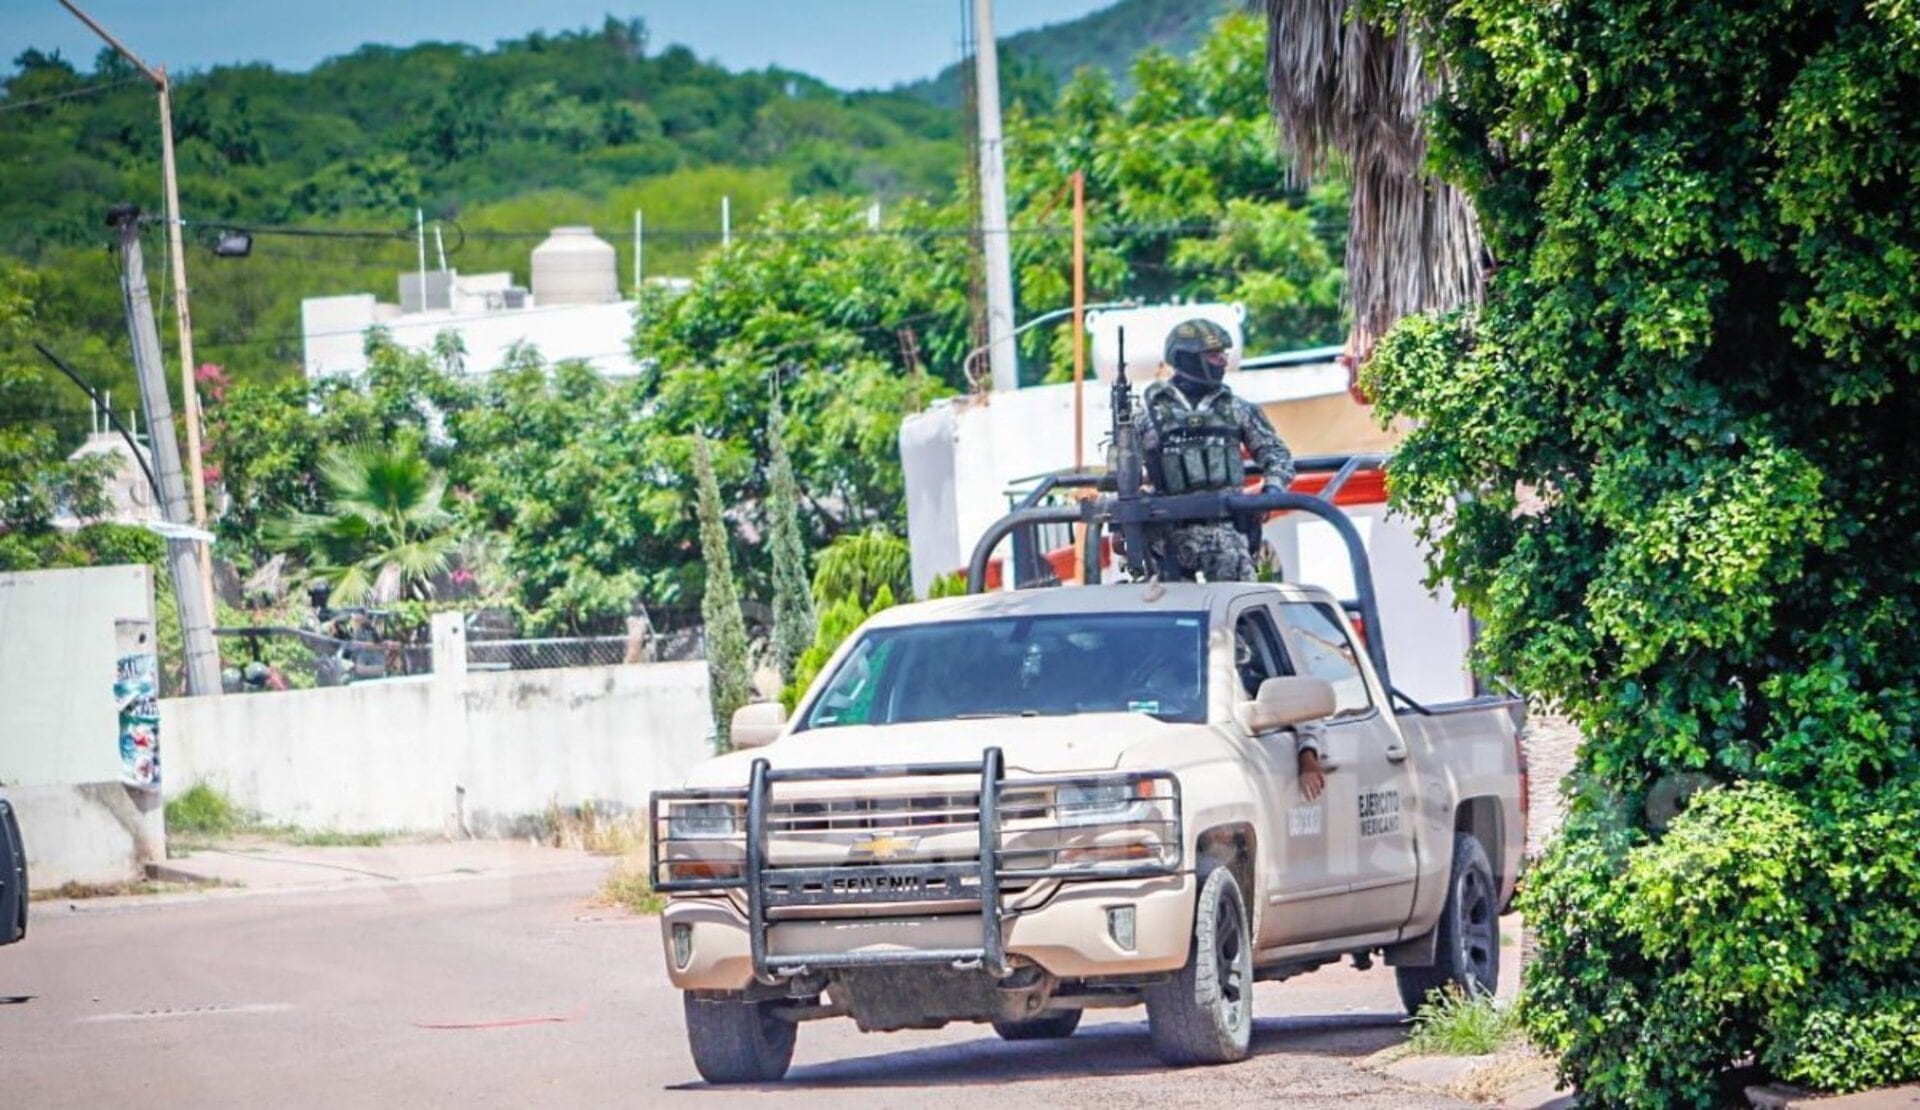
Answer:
top-left (1264, 0), bottom-right (1484, 348)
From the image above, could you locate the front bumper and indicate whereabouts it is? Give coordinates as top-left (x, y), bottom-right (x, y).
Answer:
top-left (661, 870), bottom-right (1197, 991)
top-left (652, 747), bottom-right (1184, 985)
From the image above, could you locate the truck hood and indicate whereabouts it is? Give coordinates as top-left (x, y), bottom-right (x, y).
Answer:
top-left (681, 712), bottom-right (1188, 789)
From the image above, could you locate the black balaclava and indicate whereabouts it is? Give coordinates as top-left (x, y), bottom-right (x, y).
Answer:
top-left (1172, 347), bottom-right (1229, 400)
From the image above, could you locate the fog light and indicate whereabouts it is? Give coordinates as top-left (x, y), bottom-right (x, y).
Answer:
top-left (1106, 906), bottom-right (1137, 950)
top-left (671, 923), bottom-right (693, 969)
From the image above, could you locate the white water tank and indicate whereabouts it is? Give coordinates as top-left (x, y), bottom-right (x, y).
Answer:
top-left (530, 227), bottom-right (618, 305)
top-left (1087, 302), bottom-right (1246, 382)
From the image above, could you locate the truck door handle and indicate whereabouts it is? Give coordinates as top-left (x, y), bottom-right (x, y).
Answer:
top-left (1384, 744), bottom-right (1408, 763)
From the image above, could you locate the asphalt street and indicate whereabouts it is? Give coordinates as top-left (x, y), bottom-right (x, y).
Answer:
top-left (2, 856), bottom-right (1504, 1108)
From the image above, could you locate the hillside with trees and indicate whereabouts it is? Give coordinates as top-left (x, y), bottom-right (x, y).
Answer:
top-left (2, 12), bottom-right (1347, 680)
top-left (901, 0), bottom-right (1237, 107)
top-left (0, 17), bottom-right (960, 449)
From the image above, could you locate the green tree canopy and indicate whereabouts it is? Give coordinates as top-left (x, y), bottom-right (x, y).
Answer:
top-left (1365, 0), bottom-right (1920, 1099)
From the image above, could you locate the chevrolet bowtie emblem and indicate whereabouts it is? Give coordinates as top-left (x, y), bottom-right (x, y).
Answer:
top-left (850, 834), bottom-right (920, 860)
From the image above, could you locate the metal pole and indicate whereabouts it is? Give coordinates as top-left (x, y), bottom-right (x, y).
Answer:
top-left (56, 5), bottom-right (217, 618)
top-left (155, 76), bottom-right (208, 537)
top-left (112, 208), bottom-right (221, 697)
top-left (415, 208), bottom-right (427, 306)
top-left (972, 0), bottom-right (1018, 393)
top-left (1072, 171), bottom-right (1086, 469)
top-left (721, 195), bottom-right (731, 247)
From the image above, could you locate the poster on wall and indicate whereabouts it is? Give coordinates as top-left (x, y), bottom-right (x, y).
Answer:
top-left (114, 618), bottom-right (160, 790)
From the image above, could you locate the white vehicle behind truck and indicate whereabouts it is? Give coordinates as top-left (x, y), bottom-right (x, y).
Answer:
top-left (649, 476), bottom-right (1527, 1082)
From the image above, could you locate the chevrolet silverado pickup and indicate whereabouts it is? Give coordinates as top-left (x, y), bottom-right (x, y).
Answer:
top-left (649, 577), bottom-right (1526, 1082)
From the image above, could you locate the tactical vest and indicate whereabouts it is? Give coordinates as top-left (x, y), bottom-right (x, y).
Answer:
top-left (1145, 385), bottom-right (1244, 494)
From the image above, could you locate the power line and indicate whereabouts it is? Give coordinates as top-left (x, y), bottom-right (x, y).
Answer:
top-left (0, 76), bottom-right (146, 116)
top-left (191, 216), bottom-right (1344, 248)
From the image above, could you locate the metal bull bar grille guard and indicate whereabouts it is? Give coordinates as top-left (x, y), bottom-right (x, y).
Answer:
top-left (649, 747), bottom-right (1183, 981)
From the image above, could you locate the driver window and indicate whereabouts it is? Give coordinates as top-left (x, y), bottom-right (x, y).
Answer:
top-left (806, 636), bottom-right (887, 727)
top-left (1276, 602), bottom-right (1373, 716)
top-left (1232, 608), bottom-right (1289, 698)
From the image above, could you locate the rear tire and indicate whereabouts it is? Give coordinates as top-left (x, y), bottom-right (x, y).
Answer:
top-left (1145, 862), bottom-right (1254, 1065)
top-left (682, 992), bottom-right (797, 1083)
top-left (1395, 833), bottom-right (1499, 1015)
top-left (992, 1008), bottom-right (1083, 1041)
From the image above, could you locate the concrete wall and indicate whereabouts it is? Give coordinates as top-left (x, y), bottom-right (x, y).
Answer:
top-left (0, 566), bottom-right (165, 887)
top-left (162, 661), bottom-right (714, 835)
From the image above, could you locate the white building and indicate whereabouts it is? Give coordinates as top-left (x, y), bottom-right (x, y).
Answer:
top-left (56, 431), bottom-right (159, 529)
top-left (301, 227), bottom-right (654, 380)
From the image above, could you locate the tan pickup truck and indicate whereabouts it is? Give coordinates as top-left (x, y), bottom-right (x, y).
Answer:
top-left (649, 579), bottom-right (1527, 1083)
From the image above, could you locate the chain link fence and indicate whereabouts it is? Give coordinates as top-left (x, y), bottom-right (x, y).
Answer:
top-left (466, 622), bottom-right (706, 671)
top-left (212, 609), bottom-right (710, 689)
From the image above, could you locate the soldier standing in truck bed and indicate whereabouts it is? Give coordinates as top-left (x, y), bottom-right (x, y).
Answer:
top-left (1134, 318), bottom-right (1295, 581)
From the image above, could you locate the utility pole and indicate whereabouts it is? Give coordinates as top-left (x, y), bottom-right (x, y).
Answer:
top-left (110, 206), bottom-right (221, 697)
top-left (1072, 170), bottom-right (1087, 469)
top-left (972, 0), bottom-right (1018, 393)
top-left (59, 0), bottom-right (215, 614)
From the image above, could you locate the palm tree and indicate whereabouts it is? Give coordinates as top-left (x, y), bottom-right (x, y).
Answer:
top-left (271, 443), bottom-right (462, 605)
top-left (1263, 1), bottom-right (1484, 354)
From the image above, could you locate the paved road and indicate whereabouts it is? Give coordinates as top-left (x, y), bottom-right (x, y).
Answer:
top-left (2, 861), bottom-right (1501, 1108)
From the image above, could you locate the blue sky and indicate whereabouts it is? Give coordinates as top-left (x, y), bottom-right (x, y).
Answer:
top-left (2, 1), bottom-right (1114, 90)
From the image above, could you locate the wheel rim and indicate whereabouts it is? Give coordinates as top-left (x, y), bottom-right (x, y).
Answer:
top-left (1458, 866), bottom-right (1496, 990)
top-left (1215, 885), bottom-right (1250, 1031)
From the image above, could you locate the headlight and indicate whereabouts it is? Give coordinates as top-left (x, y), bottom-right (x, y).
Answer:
top-left (668, 801), bottom-right (738, 839)
top-left (1056, 782), bottom-right (1145, 825)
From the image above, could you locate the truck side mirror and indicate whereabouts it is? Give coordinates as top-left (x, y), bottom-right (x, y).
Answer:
top-left (1234, 676), bottom-right (1335, 734)
top-left (730, 701), bottom-right (788, 749)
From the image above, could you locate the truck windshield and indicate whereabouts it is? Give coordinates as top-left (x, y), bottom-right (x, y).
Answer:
top-left (797, 612), bottom-right (1208, 730)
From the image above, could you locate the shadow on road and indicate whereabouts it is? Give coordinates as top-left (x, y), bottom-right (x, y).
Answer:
top-left (672, 1011), bottom-right (1409, 1093)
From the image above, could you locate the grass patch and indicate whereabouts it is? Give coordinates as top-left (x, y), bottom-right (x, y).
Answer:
top-left (545, 800), bottom-right (645, 856)
top-left (597, 855), bottom-right (666, 915)
top-left (166, 782), bottom-right (388, 848)
top-left (32, 877), bottom-right (242, 901)
top-left (1406, 988), bottom-right (1523, 1056)
top-left (166, 782), bottom-right (239, 836)
top-left (280, 829), bottom-right (387, 847)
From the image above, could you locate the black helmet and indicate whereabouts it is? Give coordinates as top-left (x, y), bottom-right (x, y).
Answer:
top-left (1164, 318), bottom-right (1233, 387)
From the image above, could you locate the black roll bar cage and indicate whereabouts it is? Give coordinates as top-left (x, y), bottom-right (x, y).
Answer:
top-left (966, 455), bottom-right (1396, 692)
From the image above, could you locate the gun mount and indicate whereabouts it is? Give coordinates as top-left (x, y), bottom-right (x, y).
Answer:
top-left (963, 327), bottom-right (1394, 686)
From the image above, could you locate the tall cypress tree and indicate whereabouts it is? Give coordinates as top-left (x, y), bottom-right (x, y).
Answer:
top-left (691, 434), bottom-right (751, 752)
top-left (765, 397), bottom-right (816, 688)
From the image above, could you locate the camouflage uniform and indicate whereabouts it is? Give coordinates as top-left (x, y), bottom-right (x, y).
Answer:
top-left (1130, 319), bottom-right (1295, 582)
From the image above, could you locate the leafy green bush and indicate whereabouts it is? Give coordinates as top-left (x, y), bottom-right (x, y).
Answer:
top-left (1365, 0), bottom-right (1920, 1100)
top-left (166, 783), bottom-right (239, 837)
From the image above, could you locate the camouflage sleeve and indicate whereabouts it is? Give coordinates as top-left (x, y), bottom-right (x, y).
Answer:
top-left (1130, 395), bottom-right (1159, 454)
top-left (1294, 718), bottom-right (1327, 759)
top-left (1238, 399), bottom-right (1294, 487)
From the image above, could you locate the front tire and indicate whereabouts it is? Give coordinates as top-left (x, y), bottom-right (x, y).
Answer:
top-left (992, 1008), bottom-right (1083, 1041)
top-left (1395, 833), bottom-right (1499, 1015)
top-left (1145, 863), bottom-right (1254, 1065)
top-left (682, 992), bottom-right (797, 1083)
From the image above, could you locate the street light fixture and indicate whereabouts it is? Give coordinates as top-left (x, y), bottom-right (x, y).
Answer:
top-left (211, 229), bottom-right (254, 258)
